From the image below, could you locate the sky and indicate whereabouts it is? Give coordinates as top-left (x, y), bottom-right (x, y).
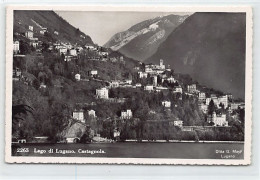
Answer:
top-left (56, 11), bottom-right (192, 45)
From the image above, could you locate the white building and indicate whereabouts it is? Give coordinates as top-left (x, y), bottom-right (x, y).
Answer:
top-left (13, 41), bottom-right (19, 54)
top-left (39, 30), bottom-right (45, 35)
top-left (73, 110), bottom-right (84, 123)
top-left (138, 71), bottom-right (148, 78)
top-left (28, 25), bottom-right (33, 31)
top-left (90, 70), bottom-right (98, 77)
top-left (174, 86), bottom-right (183, 94)
top-left (59, 48), bottom-right (67, 55)
top-left (121, 109), bottom-right (133, 119)
top-left (135, 83), bottom-right (142, 88)
top-left (110, 81), bottom-right (119, 88)
top-left (207, 112), bottom-right (228, 126)
top-left (167, 76), bottom-right (176, 83)
top-left (88, 109), bottom-right (96, 118)
top-left (125, 79), bottom-right (132, 85)
top-left (198, 92), bottom-right (206, 102)
top-left (75, 74), bottom-right (80, 81)
top-left (70, 49), bottom-right (77, 56)
top-left (159, 59), bottom-right (165, 70)
top-left (174, 120), bottom-right (183, 127)
top-left (218, 95), bottom-right (228, 108)
top-left (54, 31), bottom-right (59, 35)
top-left (113, 129), bottom-right (120, 137)
top-left (96, 87), bottom-right (109, 99)
top-left (187, 84), bottom-right (197, 93)
top-left (25, 31), bottom-right (33, 39)
top-left (162, 100), bottom-right (171, 108)
top-left (144, 85), bottom-right (154, 91)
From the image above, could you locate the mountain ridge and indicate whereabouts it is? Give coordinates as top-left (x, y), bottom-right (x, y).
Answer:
top-left (104, 14), bottom-right (189, 61)
top-left (146, 12), bottom-right (246, 99)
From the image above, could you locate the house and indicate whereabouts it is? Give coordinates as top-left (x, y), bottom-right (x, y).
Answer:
top-left (59, 48), bottom-right (68, 55)
top-left (89, 70), bottom-right (98, 77)
top-left (88, 109), bottom-right (96, 118)
top-left (162, 100), bottom-right (171, 108)
top-left (25, 30), bottom-right (33, 39)
top-left (96, 87), bottom-right (109, 99)
top-left (110, 81), bottom-right (119, 88)
top-left (198, 92), bottom-right (206, 102)
top-left (30, 41), bottom-right (38, 48)
top-left (218, 95), bottom-right (228, 108)
top-left (121, 109), bottom-right (133, 119)
top-left (99, 51), bottom-right (109, 56)
top-left (28, 25), bottom-right (33, 31)
top-left (113, 129), bottom-right (120, 138)
top-left (65, 55), bottom-right (72, 62)
top-left (54, 31), bottom-right (59, 35)
top-left (73, 110), bottom-right (84, 123)
top-left (207, 112), bottom-right (228, 126)
top-left (13, 41), bottom-right (19, 54)
top-left (135, 83), bottom-right (142, 88)
top-left (39, 83), bottom-right (47, 89)
top-left (39, 30), bottom-right (45, 35)
top-left (125, 79), bottom-right (132, 85)
top-left (174, 120), bottom-right (183, 127)
top-left (145, 67), bottom-right (153, 73)
top-left (75, 74), bottom-right (80, 81)
top-left (70, 49), bottom-right (77, 56)
top-left (138, 71), bottom-right (148, 78)
top-left (144, 85), bottom-right (154, 91)
top-left (86, 45), bottom-right (95, 50)
top-left (187, 84), bottom-right (196, 93)
top-left (167, 76), bottom-right (176, 83)
top-left (174, 86), bottom-right (183, 94)
top-left (159, 59), bottom-right (165, 69)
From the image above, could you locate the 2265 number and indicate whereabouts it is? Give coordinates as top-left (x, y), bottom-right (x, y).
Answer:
top-left (17, 148), bottom-right (29, 153)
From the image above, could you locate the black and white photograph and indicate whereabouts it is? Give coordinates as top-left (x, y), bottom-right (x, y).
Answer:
top-left (5, 6), bottom-right (252, 165)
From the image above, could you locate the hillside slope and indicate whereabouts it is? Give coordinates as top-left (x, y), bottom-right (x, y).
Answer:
top-left (104, 14), bottom-right (188, 61)
top-left (146, 12), bottom-right (246, 99)
top-left (14, 10), bottom-right (93, 45)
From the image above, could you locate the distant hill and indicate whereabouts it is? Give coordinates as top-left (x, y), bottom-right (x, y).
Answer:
top-left (13, 10), bottom-right (93, 45)
top-left (146, 12), bottom-right (246, 99)
top-left (104, 14), bottom-right (188, 61)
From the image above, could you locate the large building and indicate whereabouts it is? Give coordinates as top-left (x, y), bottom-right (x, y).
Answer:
top-left (25, 30), bottom-right (33, 39)
top-left (207, 112), bottom-right (228, 126)
top-left (96, 87), bottom-right (109, 99)
top-left (198, 92), bottom-right (206, 102)
top-left (121, 109), bottom-right (133, 119)
top-left (187, 84), bottom-right (197, 93)
top-left (73, 110), bottom-right (84, 123)
top-left (159, 59), bottom-right (165, 70)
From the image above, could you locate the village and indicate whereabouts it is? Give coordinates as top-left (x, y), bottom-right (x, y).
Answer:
top-left (12, 23), bottom-right (245, 144)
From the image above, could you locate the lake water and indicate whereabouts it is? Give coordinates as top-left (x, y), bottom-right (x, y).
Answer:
top-left (12, 142), bottom-right (244, 159)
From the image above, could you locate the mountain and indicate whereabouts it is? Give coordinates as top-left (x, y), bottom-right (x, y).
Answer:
top-left (104, 14), bottom-right (189, 61)
top-left (13, 10), bottom-right (93, 45)
top-left (146, 12), bottom-right (246, 99)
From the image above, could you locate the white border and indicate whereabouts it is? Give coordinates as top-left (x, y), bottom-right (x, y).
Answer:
top-left (5, 5), bottom-right (253, 165)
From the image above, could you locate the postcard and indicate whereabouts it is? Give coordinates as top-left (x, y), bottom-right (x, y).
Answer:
top-left (5, 5), bottom-right (252, 165)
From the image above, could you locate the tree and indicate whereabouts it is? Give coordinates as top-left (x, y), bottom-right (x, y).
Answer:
top-left (208, 100), bottom-right (216, 115)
